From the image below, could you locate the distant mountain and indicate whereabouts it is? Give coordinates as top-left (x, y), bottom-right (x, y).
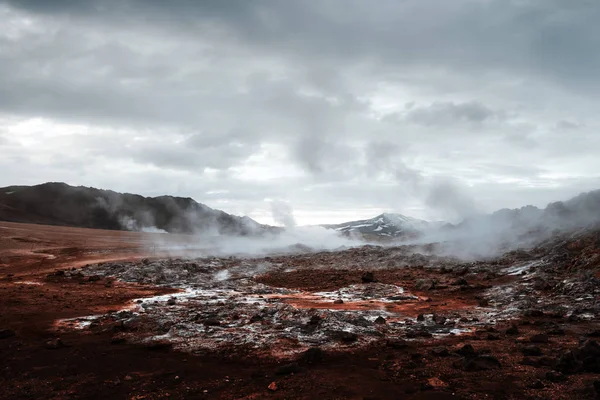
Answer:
top-left (0, 182), bottom-right (279, 236)
top-left (323, 213), bottom-right (435, 239)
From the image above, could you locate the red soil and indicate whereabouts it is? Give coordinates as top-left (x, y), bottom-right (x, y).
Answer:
top-left (1, 222), bottom-right (599, 399)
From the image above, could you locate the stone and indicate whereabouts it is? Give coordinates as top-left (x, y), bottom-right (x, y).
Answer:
top-left (374, 316), bottom-right (386, 325)
top-left (299, 347), bottom-right (324, 364)
top-left (333, 299), bottom-right (344, 304)
top-left (505, 325), bottom-right (519, 335)
top-left (456, 344), bottom-right (478, 358)
top-left (361, 271), bottom-right (376, 283)
top-left (45, 338), bottom-right (64, 349)
top-left (530, 334), bottom-right (549, 344)
top-left (275, 363), bottom-right (301, 376)
top-left (430, 346), bottom-right (450, 357)
top-left (0, 329), bottom-right (16, 339)
top-left (267, 382), bottom-right (278, 391)
top-left (521, 345), bottom-right (543, 356)
top-left (463, 355), bottom-right (501, 371)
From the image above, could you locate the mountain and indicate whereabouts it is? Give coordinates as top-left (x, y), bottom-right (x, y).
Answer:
top-left (323, 213), bottom-right (434, 239)
top-left (0, 182), bottom-right (279, 236)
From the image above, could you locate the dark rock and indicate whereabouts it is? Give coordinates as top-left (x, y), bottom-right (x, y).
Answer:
top-left (333, 299), bottom-right (344, 304)
top-left (415, 279), bottom-right (436, 291)
top-left (386, 338), bottom-right (409, 349)
top-left (45, 338), bottom-right (64, 349)
top-left (505, 325), bottom-right (519, 335)
top-left (361, 272), bottom-right (376, 283)
top-left (202, 318), bottom-right (221, 327)
top-left (461, 355), bottom-right (501, 371)
top-left (249, 314), bottom-right (263, 323)
top-left (54, 270), bottom-right (65, 276)
top-left (548, 327), bottom-right (566, 336)
top-left (520, 356), bottom-right (556, 368)
top-left (530, 334), bottom-right (549, 343)
top-left (430, 346), bottom-right (450, 357)
top-left (88, 275), bottom-right (101, 282)
top-left (299, 347), bottom-right (324, 364)
top-left (145, 341), bottom-right (173, 351)
top-left (433, 315), bottom-right (447, 325)
top-left (487, 333), bottom-right (501, 341)
top-left (528, 380), bottom-right (545, 389)
top-left (456, 344), bottom-right (478, 358)
top-left (452, 278), bottom-right (468, 286)
top-left (545, 371), bottom-right (566, 382)
top-left (275, 362), bottom-right (301, 376)
top-left (478, 299), bottom-right (489, 307)
top-left (416, 314), bottom-right (425, 322)
top-left (521, 345), bottom-right (544, 356)
top-left (308, 315), bottom-right (322, 325)
top-left (374, 316), bottom-right (387, 325)
top-left (524, 309), bottom-right (544, 317)
top-left (166, 297), bottom-right (177, 306)
top-left (329, 330), bottom-right (358, 343)
top-left (0, 329), bottom-right (16, 339)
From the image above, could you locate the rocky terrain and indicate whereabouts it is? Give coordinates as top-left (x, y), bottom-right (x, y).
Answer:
top-left (1, 220), bottom-right (600, 399)
top-left (0, 182), bottom-right (278, 236)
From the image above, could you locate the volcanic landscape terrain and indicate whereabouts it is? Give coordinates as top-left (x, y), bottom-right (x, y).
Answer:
top-left (1, 220), bottom-right (600, 399)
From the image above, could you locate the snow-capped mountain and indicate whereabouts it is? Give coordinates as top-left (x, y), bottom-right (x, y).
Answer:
top-left (323, 213), bottom-right (433, 238)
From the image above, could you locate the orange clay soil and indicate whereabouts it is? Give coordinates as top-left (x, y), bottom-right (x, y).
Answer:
top-left (1, 221), bottom-right (600, 400)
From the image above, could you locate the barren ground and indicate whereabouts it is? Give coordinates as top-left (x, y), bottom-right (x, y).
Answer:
top-left (1, 221), bottom-right (599, 399)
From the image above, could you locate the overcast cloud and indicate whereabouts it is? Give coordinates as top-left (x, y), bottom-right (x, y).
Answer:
top-left (1, 0), bottom-right (600, 225)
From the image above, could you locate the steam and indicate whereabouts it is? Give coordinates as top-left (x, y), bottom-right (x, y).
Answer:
top-left (269, 200), bottom-right (297, 230)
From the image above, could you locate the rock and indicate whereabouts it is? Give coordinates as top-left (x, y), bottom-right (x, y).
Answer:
top-left (275, 362), bottom-right (301, 376)
top-left (386, 338), bottom-right (409, 349)
top-left (361, 271), bottom-right (376, 283)
top-left (433, 315), bottom-right (447, 325)
top-left (545, 371), bottom-right (566, 382)
top-left (45, 338), bottom-right (64, 349)
top-left (416, 314), bottom-right (425, 322)
top-left (524, 309), bottom-right (544, 317)
top-left (521, 345), bottom-right (543, 356)
top-left (299, 347), bottom-right (324, 364)
top-left (249, 314), bottom-right (263, 323)
top-left (548, 327), bottom-right (566, 336)
top-left (329, 330), bottom-right (358, 343)
top-left (267, 382), bottom-right (278, 391)
top-left (166, 297), bottom-right (177, 306)
top-left (415, 279), bottom-right (436, 291)
top-left (54, 270), bottom-right (65, 276)
top-left (529, 380), bottom-right (545, 389)
top-left (456, 344), bottom-right (478, 358)
top-left (505, 325), bottom-right (520, 335)
top-left (461, 355), bottom-right (501, 371)
top-left (0, 329), bottom-right (16, 339)
top-left (430, 346), bottom-right (450, 357)
top-left (487, 333), bottom-right (501, 341)
top-left (478, 299), bottom-right (489, 307)
top-left (374, 316), bottom-right (386, 325)
top-left (425, 377), bottom-right (449, 390)
top-left (520, 356), bottom-right (556, 368)
top-left (333, 299), bottom-right (344, 304)
top-left (202, 318), bottom-right (221, 327)
top-left (530, 334), bottom-right (549, 343)
top-left (88, 275), bottom-right (101, 282)
top-left (451, 278), bottom-right (468, 286)
top-left (308, 315), bottom-right (321, 325)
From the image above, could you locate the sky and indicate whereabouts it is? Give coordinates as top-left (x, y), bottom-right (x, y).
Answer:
top-left (1, 0), bottom-right (600, 226)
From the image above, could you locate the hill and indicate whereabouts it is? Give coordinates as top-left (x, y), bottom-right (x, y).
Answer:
top-left (0, 182), bottom-right (278, 236)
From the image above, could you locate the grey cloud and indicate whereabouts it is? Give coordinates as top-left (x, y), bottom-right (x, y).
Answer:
top-left (405, 101), bottom-right (501, 127)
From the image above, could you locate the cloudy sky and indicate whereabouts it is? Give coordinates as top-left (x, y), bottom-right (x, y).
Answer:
top-left (1, 0), bottom-right (600, 225)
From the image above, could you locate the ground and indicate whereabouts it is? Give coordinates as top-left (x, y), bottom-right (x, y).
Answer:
top-left (1, 221), bottom-right (599, 399)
